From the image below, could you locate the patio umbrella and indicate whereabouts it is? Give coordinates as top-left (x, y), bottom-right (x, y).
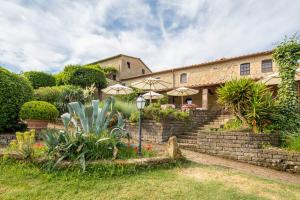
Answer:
top-left (142, 91), bottom-right (163, 100)
top-left (261, 68), bottom-right (300, 85)
top-left (167, 87), bottom-right (199, 106)
top-left (131, 77), bottom-right (171, 103)
top-left (101, 84), bottom-right (133, 95)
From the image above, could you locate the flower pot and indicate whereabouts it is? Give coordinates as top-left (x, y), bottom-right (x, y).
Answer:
top-left (25, 119), bottom-right (49, 130)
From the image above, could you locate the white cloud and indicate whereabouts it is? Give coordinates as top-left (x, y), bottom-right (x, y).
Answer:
top-left (0, 0), bottom-right (299, 73)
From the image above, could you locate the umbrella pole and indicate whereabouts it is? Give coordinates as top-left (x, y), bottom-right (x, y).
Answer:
top-left (150, 84), bottom-right (152, 104)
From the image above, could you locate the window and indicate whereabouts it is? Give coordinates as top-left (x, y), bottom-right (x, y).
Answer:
top-left (180, 73), bottom-right (187, 83)
top-left (261, 59), bottom-right (273, 73)
top-left (127, 62), bottom-right (130, 69)
top-left (142, 69), bottom-right (145, 74)
top-left (240, 63), bottom-right (250, 75)
top-left (112, 74), bottom-right (116, 80)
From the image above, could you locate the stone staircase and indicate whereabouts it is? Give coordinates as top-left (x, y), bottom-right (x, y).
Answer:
top-left (177, 113), bottom-right (234, 150)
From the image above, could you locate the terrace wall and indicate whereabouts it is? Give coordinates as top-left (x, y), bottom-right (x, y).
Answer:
top-left (0, 134), bottom-right (15, 145)
top-left (191, 131), bottom-right (300, 174)
top-left (126, 110), bottom-right (218, 143)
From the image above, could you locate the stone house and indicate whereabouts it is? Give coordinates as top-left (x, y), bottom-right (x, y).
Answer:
top-left (88, 54), bottom-right (152, 82)
top-left (89, 50), bottom-right (300, 110)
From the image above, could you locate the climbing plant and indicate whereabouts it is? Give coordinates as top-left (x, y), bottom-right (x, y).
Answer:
top-left (272, 37), bottom-right (300, 113)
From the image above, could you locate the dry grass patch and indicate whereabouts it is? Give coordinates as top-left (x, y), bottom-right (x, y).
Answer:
top-left (179, 165), bottom-right (300, 200)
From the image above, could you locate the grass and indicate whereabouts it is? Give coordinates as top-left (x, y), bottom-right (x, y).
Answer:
top-left (0, 159), bottom-right (299, 200)
top-left (285, 135), bottom-right (300, 152)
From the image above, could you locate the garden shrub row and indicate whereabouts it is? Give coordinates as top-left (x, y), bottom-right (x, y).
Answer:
top-left (34, 85), bottom-right (84, 113)
top-left (22, 71), bottom-right (56, 89)
top-left (0, 67), bottom-right (33, 132)
top-left (129, 103), bottom-right (190, 123)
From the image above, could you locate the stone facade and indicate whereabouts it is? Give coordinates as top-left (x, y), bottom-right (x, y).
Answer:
top-left (122, 51), bottom-right (277, 88)
top-left (88, 54), bottom-right (151, 81)
top-left (89, 51), bottom-right (300, 108)
top-left (120, 51), bottom-right (300, 109)
top-left (182, 131), bottom-right (300, 174)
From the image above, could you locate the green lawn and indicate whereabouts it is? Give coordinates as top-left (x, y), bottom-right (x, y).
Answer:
top-left (0, 159), bottom-right (299, 200)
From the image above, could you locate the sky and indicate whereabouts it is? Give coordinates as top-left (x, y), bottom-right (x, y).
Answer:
top-left (0, 0), bottom-right (300, 73)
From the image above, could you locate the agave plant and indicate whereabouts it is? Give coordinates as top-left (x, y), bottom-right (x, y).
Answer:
top-left (42, 97), bottom-right (130, 172)
top-left (61, 96), bottom-right (128, 136)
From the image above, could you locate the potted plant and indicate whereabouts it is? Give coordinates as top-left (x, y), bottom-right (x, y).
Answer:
top-left (19, 101), bottom-right (59, 129)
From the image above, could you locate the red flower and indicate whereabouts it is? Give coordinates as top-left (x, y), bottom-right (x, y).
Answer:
top-left (33, 142), bottom-right (44, 148)
top-left (133, 146), bottom-right (138, 153)
top-left (146, 144), bottom-right (152, 151)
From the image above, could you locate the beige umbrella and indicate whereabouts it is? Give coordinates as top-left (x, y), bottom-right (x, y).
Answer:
top-left (261, 68), bottom-right (300, 85)
top-left (142, 91), bottom-right (163, 100)
top-left (131, 77), bottom-right (171, 103)
top-left (101, 84), bottom-right (133, 95)
top-left (167, 87), bottom-right (199, 106)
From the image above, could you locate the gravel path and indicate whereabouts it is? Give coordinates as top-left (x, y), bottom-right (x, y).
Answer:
top-left (182, 149), bottom-right (300, 185)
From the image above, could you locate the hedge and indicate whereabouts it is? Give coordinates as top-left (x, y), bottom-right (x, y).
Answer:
top-left (33, 85), bottom-right (84, 113)
top-left (23, 71), bottom-right (56, 89)
top-left (19, 101), bottom-right (59, 121)
top-left (0, 67), bottom-right (33, 132)
top-left (68, 67), bottom-right (107, 89)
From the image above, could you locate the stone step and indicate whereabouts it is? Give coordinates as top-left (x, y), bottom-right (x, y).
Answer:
top-left (180, 131), bottom-right (198, 136)
top-left (177, 138), bottom-right (197, 144)
top-left (177, 134), bottom-right (198, 139)
top-left (178, 143), bottom-right (197, 149)
top-left (202, 124), bottom-right (222, 128)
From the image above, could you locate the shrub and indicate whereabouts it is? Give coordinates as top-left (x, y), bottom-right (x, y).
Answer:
top-left (129, 111), bottom-right (140, 123)
top-left (284, 134), bottom-right (300, 152)
top-left (116, 88), bottom-right (143, 102)
top-left (53, 65), bottom-right (82, 86)
top-left (68, 67), bottom-right (107, 89)
top-left (19, 101), bottom-right (59, 121)
top-left (34, 85), bottom-right (84, 113)
top-left (115, 100), bottom-right (137, 118)
top-left (7, 130), bottom-right (46, 159)
top-left (53, 72), bottom-right (66, 86)
top-left (223, 118), bottom-right (243, 131)
top-left (0, 67), bottom-right (33, 132)
top-left (129, 103), bottom-right (190, 123)
top-left (217, 78), bottom-right (279, 133)
top-left (23, 71), bottom-right (56, 89)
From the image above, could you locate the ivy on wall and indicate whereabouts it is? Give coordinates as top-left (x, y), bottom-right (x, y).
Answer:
top-left (273, 37), bottom-right (300, 114)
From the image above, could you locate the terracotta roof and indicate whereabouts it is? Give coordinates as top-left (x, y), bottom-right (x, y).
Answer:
top-left (87, 54), bottom-right (152, 73)
top-left (121, 50), bottom-right (273, 81)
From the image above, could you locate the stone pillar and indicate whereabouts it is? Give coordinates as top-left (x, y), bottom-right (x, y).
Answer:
top-left (202, 88), bottom-right (208, 110)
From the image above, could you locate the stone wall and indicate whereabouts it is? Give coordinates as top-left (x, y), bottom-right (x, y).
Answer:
top-left (126, 110), bottom-right (218, 143)
top-left (189, 131), bottom-right (300, 174)
top-left (0, 134), bottom-right (15, 145)
top-left (126, 120), bottom-right (190, 143)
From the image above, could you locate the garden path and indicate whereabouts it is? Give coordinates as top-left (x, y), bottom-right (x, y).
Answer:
top-left (182, 149), bottom-right (300, 185)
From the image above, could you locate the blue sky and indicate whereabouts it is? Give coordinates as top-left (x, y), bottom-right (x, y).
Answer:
top-left (0, 0), bottom-right (300, 73)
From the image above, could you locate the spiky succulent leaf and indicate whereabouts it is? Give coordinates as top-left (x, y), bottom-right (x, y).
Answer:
top-left (69, 102), bottom-right (88, 133)
top-left (61, 113), bottom-right (71, 130)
